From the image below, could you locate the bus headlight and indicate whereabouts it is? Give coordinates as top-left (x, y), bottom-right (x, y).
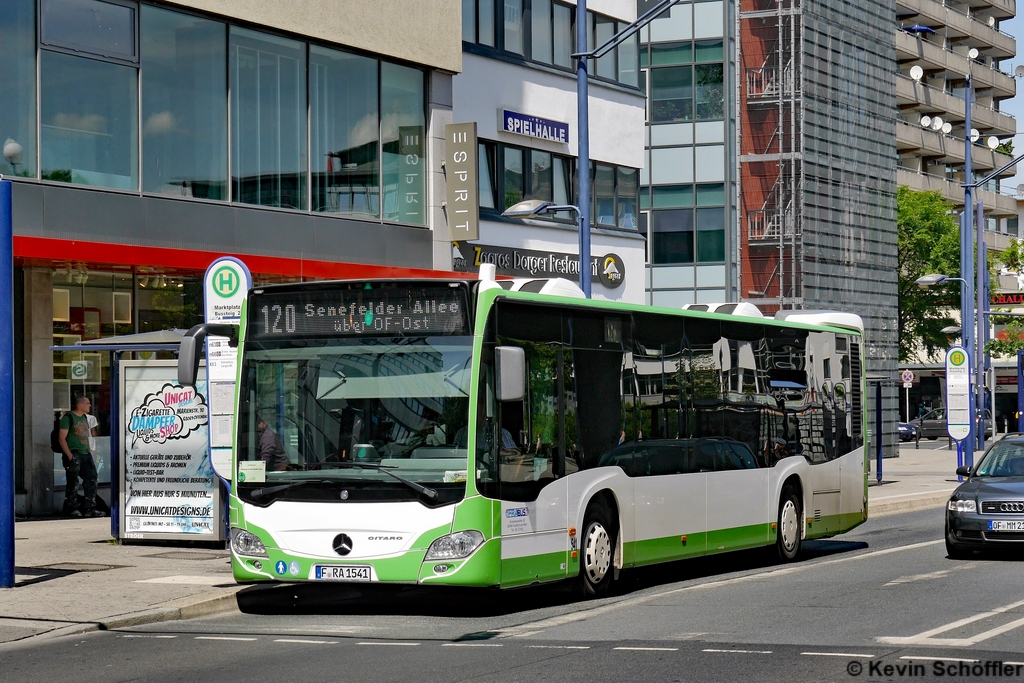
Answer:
top-left (425, 530), bottom-right (484, 560)
top-left (947, 499), bottom-right (977, 514)
top-left (230, 527), bottom-right (268, 557)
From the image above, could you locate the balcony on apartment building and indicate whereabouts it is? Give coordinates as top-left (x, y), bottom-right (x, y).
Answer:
top-left (897, 118), bottom-right (1014, 169)
top-left (896, 166), bottom-right (1018, 215)
top-left (898, 0), bottom-right (1015, 58)
top-left (957, 0), bottom-right (1015, 22)
top-left (896, 74), bottom-right (1016, 134)
top-left (896, 31), bottom-right (1016, 98)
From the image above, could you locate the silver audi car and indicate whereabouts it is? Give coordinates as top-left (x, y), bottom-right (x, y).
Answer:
top-left (945, 435), bottom-right (1024, 558)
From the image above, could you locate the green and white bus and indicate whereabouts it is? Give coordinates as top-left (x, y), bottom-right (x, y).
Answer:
top-left (179, 276), bottom-right (867, 594)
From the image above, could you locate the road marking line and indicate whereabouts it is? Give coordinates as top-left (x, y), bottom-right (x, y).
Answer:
top-left (442, 643), bottom-right (503, 647)
top-left (801, 652), bottom-right (874, 658)
top-left (526, 645), bottom-right (591, 650)
top-left (496, 540), bottom-right (942, 637)
top-left (120, 635), bottom-right (177, 639)
top-left (195, 636), bottom-right (257, 642)
top-left (703, 649), bottom-right (773, 654)
top-left (273, 639), bottom-right (337, 644)
top-left (615, 647), bottom-right (679, 651)
top-left (357, 642), bottom-right (420, 646)
top-left (883, 562), bottom-right (980, 587)
top-left (901, 656), bottom-right (979, 663)
top-left (878, 598), bottom-right (1024, 646)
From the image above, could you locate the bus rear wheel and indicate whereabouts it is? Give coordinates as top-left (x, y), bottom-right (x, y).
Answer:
top-left (577, 504), bottom-right (616, 597)
top-left (776, 485), bottom-right (802, 562)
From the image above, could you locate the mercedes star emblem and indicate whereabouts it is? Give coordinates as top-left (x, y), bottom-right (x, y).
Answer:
top-left (332, 533), bottom-right (353, 556)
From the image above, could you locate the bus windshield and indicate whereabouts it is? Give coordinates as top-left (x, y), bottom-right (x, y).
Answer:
top-left (236, 336), bottom-right (473, 506)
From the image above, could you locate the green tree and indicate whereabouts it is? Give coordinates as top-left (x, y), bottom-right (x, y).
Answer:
top-left (897, 186), bottom-right (961, 362)
top-left (986, 237), bottom-right (1024, 357)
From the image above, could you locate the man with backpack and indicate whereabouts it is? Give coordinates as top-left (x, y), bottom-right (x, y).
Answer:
top-left (57, 395), bottom-right (101, 518)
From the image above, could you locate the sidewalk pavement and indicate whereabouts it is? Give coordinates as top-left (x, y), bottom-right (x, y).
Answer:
top-left (0, 441), bottom-right (972, 646)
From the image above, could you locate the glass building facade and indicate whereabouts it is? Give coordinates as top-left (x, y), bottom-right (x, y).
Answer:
top-left (640, 0), bottom-right (736, 307)
top-left (0, 0), bottom-right (429, 225)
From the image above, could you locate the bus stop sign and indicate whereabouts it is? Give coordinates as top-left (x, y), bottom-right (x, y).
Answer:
top-left (945, 346), bottom-right (971, 441)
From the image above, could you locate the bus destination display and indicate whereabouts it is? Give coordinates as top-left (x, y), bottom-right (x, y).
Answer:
top-left (249, 285), bottom-right (468, 338)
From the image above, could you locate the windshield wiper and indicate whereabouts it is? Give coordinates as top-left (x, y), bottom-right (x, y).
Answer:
top-left (248, 479), bottom-right (337, 499)
top-left (331, 462), bottom-right (439, 500)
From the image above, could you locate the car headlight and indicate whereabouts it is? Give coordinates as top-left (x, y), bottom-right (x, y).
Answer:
top-left (425, 530), bottom-right (484, 560)
top-left (230, 527), bottom-right (268, 557)
top-left (947, 499), bottom-right (977, 514)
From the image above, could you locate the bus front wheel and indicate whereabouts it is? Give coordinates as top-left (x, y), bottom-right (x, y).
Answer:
top-left (776, 486), bottom-right (802, 562)
top-left (577, 504), bottom-right (616, 596)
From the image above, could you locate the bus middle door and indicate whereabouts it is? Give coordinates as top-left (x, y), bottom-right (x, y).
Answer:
top-left (498, 342), bottom-right (568, 587)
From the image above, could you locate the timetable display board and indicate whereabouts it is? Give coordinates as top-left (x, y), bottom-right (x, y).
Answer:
top-left (248, 283), bottom-right (470, 339)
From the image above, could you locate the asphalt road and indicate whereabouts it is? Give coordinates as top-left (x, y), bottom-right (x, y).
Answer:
top-left (4, 507), bottom-right (1024, 682)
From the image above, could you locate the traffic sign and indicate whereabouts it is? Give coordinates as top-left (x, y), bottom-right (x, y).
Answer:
top-left (901, 370), bottom-right (915, 384)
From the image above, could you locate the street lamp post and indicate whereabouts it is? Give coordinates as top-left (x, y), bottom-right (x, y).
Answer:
top-left (572, 0), bottom-right (680, 297)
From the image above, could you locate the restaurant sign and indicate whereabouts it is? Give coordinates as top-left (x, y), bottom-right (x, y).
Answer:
top-left (452, 242), bottom-right (625, 289)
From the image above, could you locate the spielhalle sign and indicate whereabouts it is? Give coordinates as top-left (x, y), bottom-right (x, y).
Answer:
top-left (453, 242), bottom-right (625, 289)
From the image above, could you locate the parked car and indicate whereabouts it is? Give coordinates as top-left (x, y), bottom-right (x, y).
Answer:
top-left (911, 407), bottom-right (993, 440)
top-left (945, 435), bottom-right (1024, 557)
top-left (898, 422), bottom-right (918, 442)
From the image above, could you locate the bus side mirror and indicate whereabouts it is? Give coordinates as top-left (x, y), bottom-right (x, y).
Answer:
top-left (495, 346), bottom-right (525, 402)
top-left (178, 323), bottom-right (239, 387)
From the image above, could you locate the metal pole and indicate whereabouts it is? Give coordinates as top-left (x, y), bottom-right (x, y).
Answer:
top-left (576, 0), bottom-right (592, 298)
top-left (876, 380), bottom-right (883, 484)
top-left (956, 441), bottom-right (964, 483)
top-left (110, 351), bottom-right (121, 540)
top-left (976, 198), bottom-right (985, 456)
top-left (1017, 349), bottom-right (1024, 433)
top-left (0, 179), bottom-right (14, 589)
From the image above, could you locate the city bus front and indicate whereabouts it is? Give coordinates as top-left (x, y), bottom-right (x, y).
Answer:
top-left (228, 281), bottom-right (497, 585)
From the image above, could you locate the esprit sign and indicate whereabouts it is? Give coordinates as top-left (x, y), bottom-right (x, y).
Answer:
top-left (500, 109), bottom-right (569, 145)
top-left (444, 122), bottom-right (479, 241)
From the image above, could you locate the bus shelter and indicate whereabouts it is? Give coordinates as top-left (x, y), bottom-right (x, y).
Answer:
top-left (51, 330), bottom-right (225, 544)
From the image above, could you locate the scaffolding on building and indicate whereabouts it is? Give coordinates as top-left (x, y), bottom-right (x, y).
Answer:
top-left (739, 0), bottom-right (803, 310)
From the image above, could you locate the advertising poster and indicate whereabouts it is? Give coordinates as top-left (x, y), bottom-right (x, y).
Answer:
top-left (120, 360), bottom-right (223, 541)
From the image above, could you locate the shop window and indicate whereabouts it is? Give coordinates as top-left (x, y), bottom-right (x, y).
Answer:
top-left (230, 27), bottom-right (307, 210)
top-left (310, 46), bottom-right (379, 217)
top-left (40, 50), bottom-right (138, 189)
top-left (381, 63), bottom-right (425, 225)
top-left (0, 0), bottom-right (36, 178)
top-left (141, 6), bottom-right (227, 200)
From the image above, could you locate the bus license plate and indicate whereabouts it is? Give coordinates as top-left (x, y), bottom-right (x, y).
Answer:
top-left (314, 565), bottom-right (371, 581)
top-left (988, 520), bottom-right (1024, 531)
